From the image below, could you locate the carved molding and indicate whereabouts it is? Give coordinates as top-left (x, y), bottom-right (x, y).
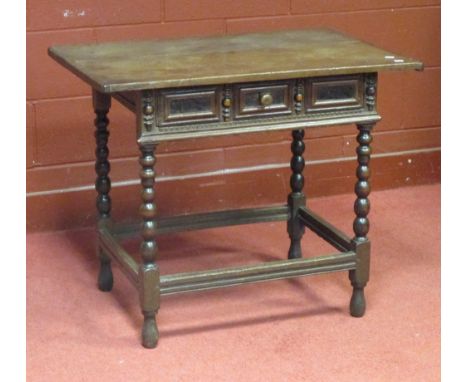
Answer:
top-left (222, 85), bottom-right (232, 121)
top-left (142, 90), bottom-right (156, 132)
top-left (364, 74), bottom-right (377, 112)
top-left (294, 79), bottom-right (304, 114)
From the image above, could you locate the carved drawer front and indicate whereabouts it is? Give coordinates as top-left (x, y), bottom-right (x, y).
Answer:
top-left (233, 81), bottom-right (294, 119)
top-left (158, 86), bottom-right (222, 126)
top-left (305, 76), bottom-right (364, 113)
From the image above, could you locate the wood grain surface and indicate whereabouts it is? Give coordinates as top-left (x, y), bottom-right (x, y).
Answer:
top-left (48, 29), bottom-right (422, 92)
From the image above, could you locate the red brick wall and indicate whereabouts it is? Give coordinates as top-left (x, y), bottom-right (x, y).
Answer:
top-left (26, 0), bottom-right (441, 231)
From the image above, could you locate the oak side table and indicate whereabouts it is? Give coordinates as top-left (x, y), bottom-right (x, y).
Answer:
top-left (49, 29), bottom-right (423, 348)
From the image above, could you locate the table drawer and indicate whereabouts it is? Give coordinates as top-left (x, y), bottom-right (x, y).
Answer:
top-left (233, 81), bottom-right (294, 119)
top-left (142, 74), bottom-right (373, 139)
top-left (305, 76), bottom-right (364, 112)
top-left (158, 86), bottom-right (222, 126)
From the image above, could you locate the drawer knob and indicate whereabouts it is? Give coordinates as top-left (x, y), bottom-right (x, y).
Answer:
top-left (260, 93), bottom-right (273, 107)
top-left (222, 97), bottom-right (232, 108)
top-left (143, 104), bottom-right (154, 115)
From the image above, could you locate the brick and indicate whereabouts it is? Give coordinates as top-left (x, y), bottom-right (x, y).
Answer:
top-left (291, 0), bottom-right (440, 15)
top-left (27, 0), bottom-right (161, 32)
top-left (28, 130), bottom-right (381, 195)
top-left (35, 97), bottom-right (137, 166)
top-left (227, 6), bottom-right (440, 67)
top-left (165, 0), bottom-right (289, 21)
top-left (376, 127), bottom-right (440, 152)
top-left (35, 97), bottom-right (95, 165)
top-left (26, 151), bottom-right (440, 231)
top-left (27, 102), bottom-right (36, 168)
top-left (392, 7), bottom-right (440, 68)
top-left (302, 125), bottom-right (355, 140)
top-left (158, 131), bottom-right (290, 154)
top-left (158, 148), bottom-right (225, 177)
top-left (26, 146), bottom-right (226, 194)
top-left (27, 159), bottom-right (133, 193)
top-left (377, 71), bottom-right (404, 131)
top-left (311, 151), bottom-right (439, 197)
top-left (94, 19), bottom-right (225, 42)
top-left (219, 170), bottom-right (287, 208)
top-left (224, 141), bottom-right (290, 169)
top-left (304, 136), bottom-right (346, 161)
top-left (372, 151), bottom-right (440, 183)
top-left (342, 127), bottom-right (440, 156)
top-left (27, 29), bottom-right (96, 100)
top-left (27, 187), bottom-right (99, 231)
top-left (224, 135), bottom-right (344, 170)
top-left (401, 68), bottom-right (440, 128)
top-left (33, 95), bottom-right (229, 169)
top-left (29, 128), bottom-right (395, 197)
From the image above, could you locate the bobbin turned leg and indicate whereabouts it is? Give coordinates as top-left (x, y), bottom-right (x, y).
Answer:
top-left (138, 144), bottom-right (160, 348)
top-left (287, 129), bottom-right (306, 259)
top-left (93, 90), bottom-right (113, 292)
top-left (349, 123), bottom-right (373, 317)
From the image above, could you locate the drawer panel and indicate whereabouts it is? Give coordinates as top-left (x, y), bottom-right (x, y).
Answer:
top-left (233, 81), bottom-right (293, 119)
top-left (158, 87), bottom-right (222, 126)
top-left (141, 74), bottom-right (375, 140)
top-left (305, 76), bottom-right (364, 112)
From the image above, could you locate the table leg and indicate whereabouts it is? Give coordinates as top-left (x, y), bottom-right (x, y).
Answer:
top-left (93, 90), bottom-right (113, 292)
top-left (349, 123), bottom-right (373, 317)
top-left (138, 144), bottom-right (160, 348)
top-left (287, 129), bottom-right (306, 259)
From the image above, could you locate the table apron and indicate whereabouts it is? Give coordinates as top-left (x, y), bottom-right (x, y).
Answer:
top-left (137, 113), bottom-right (381, 144)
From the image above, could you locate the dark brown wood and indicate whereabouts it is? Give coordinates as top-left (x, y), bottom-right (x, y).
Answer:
top-left (298, 207), bottom-right (353, 252)
top-left (98, 224), bottom-right (138, 286)
top-left (287, 129), bottom-right (306, 259)
top-left (132, 75), bottom-right (373, 143)
top-left (93, 91), bottom-right (112, 219)
top-left (93, 90), bottom-right (114, 292)
top-left (294, 79), bottom-right (305, 114)
top-left (350, 240), bottom-right (370, 317)
top-left (353, 123), bottom-right (373, 241)
top-left (233, 80), bottom-right (294, 119)
top-left (364, 73), bottom-right (378, 112)
top-left (305, 75), bottom-right (364, 112)
top-left (138, 107), bottom-right (381, 143)
top-left (138, 144), bottom-right (160, 349)
top-left (349, 121), bottom-right (374, 317)
top-left (160, 251), bottom-right (357, 295)
top-left (222, 85), bottom-right (233, 121)
top-left (158, 86), bottom-right (222, 126)
top-left (113, 205), bottom-right (289, 238)
top-left (48, 29), bottom-right (423, 93)
top-left (136, 91), bottom-right (157, 137)
top-left (95, 218), bottom-right (356, 296)
top-left (47, 29), bottom-right (422, 349)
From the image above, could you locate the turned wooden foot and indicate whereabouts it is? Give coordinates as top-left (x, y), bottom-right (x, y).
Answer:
top-left (97, 256), bottom-right (113, 292)
top-left (141, 312), bottom-right (159, 348)
top-left (350, 286), bottom-right (366, 317)
top-left (288, 239), bottom-right (302, 259)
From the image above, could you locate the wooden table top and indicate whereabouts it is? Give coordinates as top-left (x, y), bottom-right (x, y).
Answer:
top-left (48, 28), bottom-right (423, 93)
